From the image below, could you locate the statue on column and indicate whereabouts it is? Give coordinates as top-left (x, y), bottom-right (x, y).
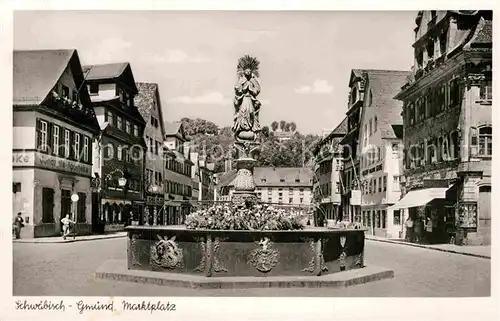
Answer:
top-left (232, 55), bottom-right (262, 158)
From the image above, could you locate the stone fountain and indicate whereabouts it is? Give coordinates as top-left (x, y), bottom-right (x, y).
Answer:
top-left (95, 56), bottom-right (394, 289)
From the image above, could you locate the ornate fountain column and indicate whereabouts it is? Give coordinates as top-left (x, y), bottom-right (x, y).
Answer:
top-left (231, 55), bottom-right (263, 208)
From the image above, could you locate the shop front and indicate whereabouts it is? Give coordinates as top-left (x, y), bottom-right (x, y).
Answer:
top-left (390, 184), bottom-right (456, 244)
top-left (13, 151), bottom-right (93, 238)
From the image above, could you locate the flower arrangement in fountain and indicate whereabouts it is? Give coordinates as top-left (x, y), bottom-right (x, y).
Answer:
top-left (185, 203), bottom-right (305, 231)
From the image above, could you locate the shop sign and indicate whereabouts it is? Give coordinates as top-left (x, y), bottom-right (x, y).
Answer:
top-left (12, 151), bottom-right (35, 166)
top-left (35, 153), bottom-right (91, 176)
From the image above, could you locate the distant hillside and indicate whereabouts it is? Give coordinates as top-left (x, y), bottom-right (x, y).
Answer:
top-left (180, 118), bottom-right (320, 173)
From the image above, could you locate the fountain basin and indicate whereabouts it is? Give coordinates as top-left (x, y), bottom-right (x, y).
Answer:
top-left (126, 226), bottom-right (365, 277)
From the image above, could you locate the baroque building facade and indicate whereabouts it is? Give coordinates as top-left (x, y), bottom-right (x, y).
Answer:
top-left (162, 121), bottom-right (193, 225)
top-left (218, 167), bottom-right (313, 213)
top-left (393, 10), bottom-right (492, 245)
top-left (357, 69), bottom-right (409, 238)
top-left (311, 117), bottom-right (347, 225)
top-left (135, 82), bottom-right (166, 225)
top-left (84, 63), bottom-right (147, 232)
top-left (13, 49), bottom-right (100, 238)
top-left (340, 70), bottom-right (364, 224)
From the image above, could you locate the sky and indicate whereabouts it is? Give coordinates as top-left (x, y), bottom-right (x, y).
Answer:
top-left (14, 11), bottom-right (417, 135)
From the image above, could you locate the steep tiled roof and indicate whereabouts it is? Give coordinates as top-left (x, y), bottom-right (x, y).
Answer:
top-left (217, 170), bottom-right (237, 187)
top-left (464, 17), bottom-right (492, 49)
top-left (255, 167), bottom-right (313, 188)
top-left (135, 82), bottom-right (166, 136)
top-left (83, 62), bottom-right (128, 80)
top-left (13, 49), bottom-right (75, 105)
top-left (165, 121), bottom-right (182, 136)
top-left (218, 167), bottom-right (314, 188)
top-left (364, 70), bottom-right (410, 139)
top-left (313, 116), bottom-right (348, 156)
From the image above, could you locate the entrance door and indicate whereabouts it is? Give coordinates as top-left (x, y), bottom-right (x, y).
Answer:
top-left (91, 192), bottom-right (104, 234)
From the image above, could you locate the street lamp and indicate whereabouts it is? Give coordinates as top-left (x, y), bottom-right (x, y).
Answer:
top-left (71, 193), bottom-right (79, 239)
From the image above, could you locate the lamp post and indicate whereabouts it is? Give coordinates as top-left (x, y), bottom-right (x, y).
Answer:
top-left (71, 193), bottom-right (79, 239)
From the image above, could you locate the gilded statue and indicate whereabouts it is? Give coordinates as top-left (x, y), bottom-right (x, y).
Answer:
top-left (232, 55), bottom-right (262, 144)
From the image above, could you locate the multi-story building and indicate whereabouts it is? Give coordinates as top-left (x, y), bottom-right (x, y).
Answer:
top-left (356, 70), bottom-right (409, 238)
top-left (163, 121), bottom-right (193, 225)
top-left (393, 10), bottom-right (492, 245)
top-left (311, 118), bottom-right (347, 225)
top-left (189, 152), bottom-right (216, 204)
top-left (135, 82), bottom-right (167, 225)
top-left (84, 62), bottom-right (147, 232)
top-left (218, 167), bottom-right (313, 210)
top-left (13, 49), bottom-right (100, 238)
top-left (340, 70), bottom-right (364, 223)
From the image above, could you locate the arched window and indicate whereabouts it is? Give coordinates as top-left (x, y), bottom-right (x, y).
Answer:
top-left (478, 126), bottom-right (492, 156)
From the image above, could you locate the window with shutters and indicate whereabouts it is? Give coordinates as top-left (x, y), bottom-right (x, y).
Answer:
top-left (83, 136), bottom-right (89, 162)
top-left (52, 125), bottom-right (60, 156)
top-left (106, 111), bottom-right (114, 126)
top-left (37, 120), bottom-right (48, 151)
top-left (125, 120), bottom-right (131, 134)
top-left (480, 80), bottom-right (492, 101)
top-left (74, 133), bottom-right (80, 160)
top-left (478, 126), bottom-right (492, 156)
top-left (64, 129), bottom-right (70, 158)
top-left (383, 176), bottom-right (387, 192)
top-left (117, 116), bottom-right (122, 130)
top-left (378, 177), bottom-right (382, 192)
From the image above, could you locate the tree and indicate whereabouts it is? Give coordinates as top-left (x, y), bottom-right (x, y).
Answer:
top-left (271, 121), bottom-right (279, 131)
top-left (279, 120), bottom-right (286, 131)
top-left (284, 123), bottom-right (291, 132)
top-left (290, 122), bottom-right (297, 132)
top-left (261, 126), bottom-right (270, 138)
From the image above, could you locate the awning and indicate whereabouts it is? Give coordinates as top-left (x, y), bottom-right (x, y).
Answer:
top-left (388, 188), bottom-right (448, 210)
top-left (102, 199), bottom-right (132, 206)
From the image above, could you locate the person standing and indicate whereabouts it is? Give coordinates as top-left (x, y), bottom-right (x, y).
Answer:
top-left (13, 212), bottom-right (24, 239)
top-left (424, 217), bottom-right (433, 244)
top-left (61, 214), bottom-right (75, 240)
top-left (405, 216), bottom-right (414, 242)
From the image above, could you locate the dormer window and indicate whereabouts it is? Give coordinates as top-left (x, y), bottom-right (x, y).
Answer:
top-left (280, 178), bottom-right (285, 183)
top-left (61, 85), bottom-right (69, 98)
top-left (261, 178), bottom-right (267, 183)
top-left (295, 178), bottom-right (300, 183)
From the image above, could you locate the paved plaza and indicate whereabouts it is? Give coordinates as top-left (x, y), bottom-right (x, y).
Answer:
top-left (13, 238), bottom-right (490, 297)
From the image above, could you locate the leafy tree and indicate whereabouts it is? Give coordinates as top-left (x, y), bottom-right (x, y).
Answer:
top-left (279, 120), bottom-right (286, 131)
top-left (284, 123), bottom-right (291, 132)
top-left (271, 121), bottom-right (279, 131)
top-left (261, 125), bottom-right (270, 138)
top-left (290, 122), bottom-right (297, 132)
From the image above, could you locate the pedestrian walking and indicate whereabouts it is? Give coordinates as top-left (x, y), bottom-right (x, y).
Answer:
top-left (405, 216), bottom-right (414, 242)
top-left (61, 214), bottom-right (75, 240)
top-left (13, 212), bottom-right (24, 239)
